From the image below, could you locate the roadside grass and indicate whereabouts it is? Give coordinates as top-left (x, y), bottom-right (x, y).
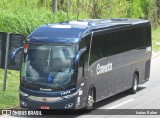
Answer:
top-left (152, 27), bottom-right (160, 52)
top-left (0, 69), bottom-right (20, 109)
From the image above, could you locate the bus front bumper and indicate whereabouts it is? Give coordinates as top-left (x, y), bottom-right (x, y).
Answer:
top-left (20, 95), bottom-right (76, 109)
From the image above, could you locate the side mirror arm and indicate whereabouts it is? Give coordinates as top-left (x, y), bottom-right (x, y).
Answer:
top-left (73, 47), bottom-right (87, 69)
top-left (10, 46), bottom-right (23, 65)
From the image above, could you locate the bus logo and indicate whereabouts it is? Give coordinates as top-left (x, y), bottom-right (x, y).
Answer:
top-left (43, 98), bottom-right (47, 102)
top-left (48, 76), bottom-right (53, 82)
top-left (96, 62), bottom-right (112, 75)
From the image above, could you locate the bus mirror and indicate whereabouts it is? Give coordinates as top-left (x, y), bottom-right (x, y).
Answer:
top-left (10, 46), bottom-right (23, 65)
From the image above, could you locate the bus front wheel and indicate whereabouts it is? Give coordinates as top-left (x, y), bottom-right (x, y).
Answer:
top-left (85, 88), bottom-right (95, 112)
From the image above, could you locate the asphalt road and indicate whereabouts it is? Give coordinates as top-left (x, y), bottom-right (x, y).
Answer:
top-left (1, 56), bottom-right (160, 118)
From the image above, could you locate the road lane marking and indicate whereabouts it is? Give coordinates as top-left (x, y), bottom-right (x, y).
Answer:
top-left (152, 57), bottom-right (160, 63)
top-left (77, 99), bottom-right (134, 118)
top-left (108, 99), bottom-right (134, 109)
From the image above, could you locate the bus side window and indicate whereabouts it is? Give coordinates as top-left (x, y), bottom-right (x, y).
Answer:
top-left (78, 35), bottom-right (90, 78)
top-left (78, 54), bottom-right (85, 79)
top-left (78, 49), bottom-right (90, 79)
top-left (79, 35), bottom-right (91, 70)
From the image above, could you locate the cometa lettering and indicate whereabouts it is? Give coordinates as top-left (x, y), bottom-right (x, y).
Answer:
top-left (96, 62), bottom-right (112, 75)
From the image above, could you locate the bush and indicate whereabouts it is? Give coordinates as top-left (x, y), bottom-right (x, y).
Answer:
top-left (0, 0), bottom-right (83, 36)
top-left (128, 0), bottom-right (145, 18)
top-left (0, 8), bottom-right (68, 36)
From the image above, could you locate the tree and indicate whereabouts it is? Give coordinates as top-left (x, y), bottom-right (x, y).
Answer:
top-left (156, 0), bottom-right (160, 21)
top-left (148, 0), bottom-right (158, 26)
top-left (52, 0), bottom-right (57, 13)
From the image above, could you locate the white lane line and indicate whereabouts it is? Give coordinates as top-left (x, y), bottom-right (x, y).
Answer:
top-left (108, 99), bottom-right (134, 109)
top-left (152, 57), bottom-right (160, 63)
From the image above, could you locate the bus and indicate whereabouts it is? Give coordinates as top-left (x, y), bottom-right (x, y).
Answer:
top-left (11, 18), bottom-right (151, 111)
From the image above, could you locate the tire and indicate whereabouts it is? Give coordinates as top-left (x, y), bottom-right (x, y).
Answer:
top-left (129, 74), bottom-right (138, 94)
top-left (84, 88), bottom-right (95, 112)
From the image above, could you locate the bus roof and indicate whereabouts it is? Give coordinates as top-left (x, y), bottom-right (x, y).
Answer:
top-left (28, 18), bottom-right (150, 44)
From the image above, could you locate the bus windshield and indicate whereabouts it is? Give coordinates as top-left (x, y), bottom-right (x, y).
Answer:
top-left (21, 44), bottom-right (77, 91)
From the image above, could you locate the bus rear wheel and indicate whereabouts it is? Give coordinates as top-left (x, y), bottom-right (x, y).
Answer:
top-left (85, 88), bottom-right (95, 112)
top-left (129, 74), bottom-right (138, 94)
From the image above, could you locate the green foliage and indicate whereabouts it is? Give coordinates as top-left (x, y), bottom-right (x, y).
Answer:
top-left (0, 0), bottom-right (160, 36)
top-left (152, 27), bottom-right (160, 51)
top-left (140, 0), bottom-right (150, 19)
top-left (0, 69), bottom-right (20, 109)
top-left (0, 8), bottom-right (68, 35)
top-left (57, 0), bottom-right (129, 19)
top-left (107, 0), bottom-right (129, 18)
top-left (128, 0), bottom-right (145, 18)
top-left (0, 0), bottom-right (80, 36)
top-left (148, 0), bottom-right (158, 26)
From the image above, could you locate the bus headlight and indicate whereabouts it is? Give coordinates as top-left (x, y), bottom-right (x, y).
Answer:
top-left (62, 89), bottom-right (80, 99)
top-left (20, 91), bottom-right (29, 97)
top-left (20, 100), bottom-right (27, 106)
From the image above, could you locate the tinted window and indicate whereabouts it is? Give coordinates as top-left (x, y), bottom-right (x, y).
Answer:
top-left (130, 26), bottom-right (151, 48)
top-left (110, 29), bottom-right (132, 55)
top-left (90, 33), bottom-right (113, 65)
top-left (89, 25), bottom-right (151, 65)
top-left (79, 35), bottom-right (91, 68)
top-left (131, 27), bottom-right (144, 48)
top-left (145, 25), bottom-right (151, 46)
top-left (112, 31), bottom-right (122, 54)
top-left (122, 29), bottom-right (132, 51)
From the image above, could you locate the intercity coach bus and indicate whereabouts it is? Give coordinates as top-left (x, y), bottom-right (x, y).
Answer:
top-left (11, 18), bottom-right (151, 111)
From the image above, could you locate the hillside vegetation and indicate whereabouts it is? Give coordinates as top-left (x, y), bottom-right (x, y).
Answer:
top-left (0, 0), bottom-right (160, 51)
top-left (0, 0), bottom-right (160, 109)
top-left (0, 0), bottom-right (160, 35)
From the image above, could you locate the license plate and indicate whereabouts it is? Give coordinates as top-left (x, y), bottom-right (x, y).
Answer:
top-left (40, 106), bottom-right (50, 109)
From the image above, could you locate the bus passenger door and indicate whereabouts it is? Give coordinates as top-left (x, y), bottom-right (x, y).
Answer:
top-left (76, 52), bottom-right (88, 109)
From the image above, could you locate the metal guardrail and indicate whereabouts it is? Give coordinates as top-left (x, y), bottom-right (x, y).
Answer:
top-left (0, 32), bottom-right (24, 91)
